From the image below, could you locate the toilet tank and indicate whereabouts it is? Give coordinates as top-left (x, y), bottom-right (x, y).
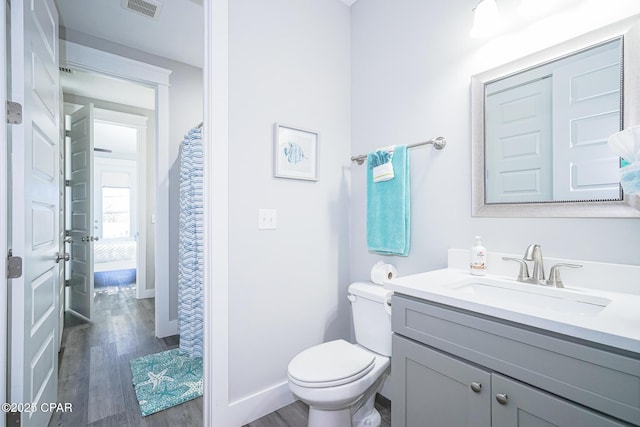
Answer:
top-left (348, 282), bottom-right (393, 357)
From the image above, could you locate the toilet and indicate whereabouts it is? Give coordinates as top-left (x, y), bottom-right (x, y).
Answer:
top-left (287, 282), bottom-right (392, 427)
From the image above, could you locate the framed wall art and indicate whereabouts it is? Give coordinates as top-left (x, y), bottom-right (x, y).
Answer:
top-left (274, 123), bottom-right (319, 181)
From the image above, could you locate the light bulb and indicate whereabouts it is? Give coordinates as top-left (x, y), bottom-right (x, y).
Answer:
top-left (469, 0), bottom-right (503, 39)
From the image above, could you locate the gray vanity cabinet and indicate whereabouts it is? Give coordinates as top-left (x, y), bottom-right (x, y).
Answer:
top-left (491, 374), bottom-right (629, 427)
top-left (391, 294), bottom-right (639, 427)
top-left (392, 334), bottom-right (491, 427)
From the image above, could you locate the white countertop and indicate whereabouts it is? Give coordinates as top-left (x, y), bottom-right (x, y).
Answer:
top-left (385, 267), bottom-right (640, 355)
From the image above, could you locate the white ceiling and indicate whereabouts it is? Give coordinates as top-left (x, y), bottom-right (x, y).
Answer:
top-left (54, 0), bottom-right (205, 68)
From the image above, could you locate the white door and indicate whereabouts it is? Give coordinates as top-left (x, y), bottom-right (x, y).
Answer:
top-left (68, 104), bottom-right (95, 319)
top-left (8, 1), bottom-right (60, 426)
top-left (485, 77), bottom-right (553, 203)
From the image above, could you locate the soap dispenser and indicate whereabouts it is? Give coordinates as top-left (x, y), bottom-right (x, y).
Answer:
top-left (470, 236), bottom-right (487, 276)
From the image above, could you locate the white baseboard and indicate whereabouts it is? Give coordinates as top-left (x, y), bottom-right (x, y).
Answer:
top-left (136, 287), bottom-right (155, 299)
top-left (228, 381), bottom-right (296, 426)
top-left (65, 308), bottom-right (91, 323)
top-left (221, 372), bottom-right (392, 425)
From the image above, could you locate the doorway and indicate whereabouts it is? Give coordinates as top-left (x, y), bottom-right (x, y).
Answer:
top-left (59, 40), bottom-right (174, 336)
top-left (62, 70), bottom-right (154, 322)
top-left (66, 104), bottom-right (151, 305)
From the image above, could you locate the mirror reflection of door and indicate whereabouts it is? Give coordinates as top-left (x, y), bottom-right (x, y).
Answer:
top-left (483, 37), bottom-right (622, 204)
top-left (486, 77), bottom-right (552, 203)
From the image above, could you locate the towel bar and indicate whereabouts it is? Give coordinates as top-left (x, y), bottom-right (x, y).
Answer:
top-left (350, 136), bottom-right (446, 165)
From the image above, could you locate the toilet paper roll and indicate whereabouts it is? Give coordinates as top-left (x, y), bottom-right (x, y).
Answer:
top-left (370, 261), bottom-right (398, 285)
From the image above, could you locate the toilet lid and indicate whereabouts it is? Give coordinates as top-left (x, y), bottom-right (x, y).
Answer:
top-left (288, 339), bottom-right (375, 388)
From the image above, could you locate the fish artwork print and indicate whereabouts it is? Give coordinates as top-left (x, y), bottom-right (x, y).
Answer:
top-left (284, 142), bottom-right (307, 164)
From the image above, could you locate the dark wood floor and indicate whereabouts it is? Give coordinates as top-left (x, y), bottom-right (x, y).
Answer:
top-left (49, 286), bottom-right (203, 427)
top-left (243, 394), bottom-right (391, 427)
top-left (50, 285), bottom-right (391, 427)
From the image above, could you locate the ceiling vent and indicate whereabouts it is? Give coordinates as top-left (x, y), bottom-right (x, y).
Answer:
top-left (121, 0), bottom-right (162, 20)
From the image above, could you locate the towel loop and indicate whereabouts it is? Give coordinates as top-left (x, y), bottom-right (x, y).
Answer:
top-left (350, 136), bottom-right (446, 165)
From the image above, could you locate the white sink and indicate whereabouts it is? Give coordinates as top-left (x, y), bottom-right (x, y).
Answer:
top-left (444, 277), bottom-right (611, 316)
top-left (385, 266), bottom-right (640, 354)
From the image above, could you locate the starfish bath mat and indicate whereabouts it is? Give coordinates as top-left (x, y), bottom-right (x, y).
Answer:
top-left (129, 349), bottom-right (203, 416)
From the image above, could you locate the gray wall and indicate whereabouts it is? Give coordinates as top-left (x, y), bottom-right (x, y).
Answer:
top-left (228, 0), bottom-right (351, 402)
top-left (61, 29), bottom-right (203, 320)
top-left (350, 0), bottom-right (640, 283)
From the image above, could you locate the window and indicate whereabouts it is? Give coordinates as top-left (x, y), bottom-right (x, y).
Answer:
top-left (102, 187), bottom-right (131, 238)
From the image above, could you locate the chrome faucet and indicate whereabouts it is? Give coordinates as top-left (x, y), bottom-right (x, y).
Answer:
top-left (504, 244), bottom-right (583, 287)
top-left (546, 263), bottom-right (582, 288)
top-left (523, 244), bottom-right (545, 283)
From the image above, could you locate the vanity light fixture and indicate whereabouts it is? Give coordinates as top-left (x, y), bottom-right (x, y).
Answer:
top-left (469, 0), bottom-right (503, 39)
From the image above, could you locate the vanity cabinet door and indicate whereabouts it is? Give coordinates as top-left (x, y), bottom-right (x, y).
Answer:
top-left (491, 374), bottom-right (631, 427)
top-left (392, 334), bottom-right (491, 427)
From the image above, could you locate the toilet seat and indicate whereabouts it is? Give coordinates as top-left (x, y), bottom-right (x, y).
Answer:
top-left (288, 339), bottom-right (375, 388)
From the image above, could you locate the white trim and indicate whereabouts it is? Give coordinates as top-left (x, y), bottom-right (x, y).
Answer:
top-left (154, 86), bottom-right (175, 336)
top-left (60, 41), bottom-right (175, 337)
top-left (137, 288), bottom-right (155, 299)
top-left (204, 0), bottom-right (231, 425)
top-left (60, 40), bottom-right (171, 87)
top-left (65, 308), bottom-right (91, 323)
top-left (1, 1), bottom-right (9, 425)
top-left (135, 119), bottom-right (148, 300)
top-left (228, 382), bottom-right (296, 425)
top-left (94, 108), bottom-right (149, 127)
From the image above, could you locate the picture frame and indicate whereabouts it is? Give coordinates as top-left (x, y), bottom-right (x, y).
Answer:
top-left (273, 123), bottom-right (319, 181)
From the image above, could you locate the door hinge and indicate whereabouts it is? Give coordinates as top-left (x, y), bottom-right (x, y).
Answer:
top-left (65, 130), bottom-right (71, 137)
top-left (65, 229), bottom-right (71, 237)
top-left (7, 249), bottom-right (23, 279)
top-left (6, 101), bottom-right (23, 124)
top-left (65, 179), bottom-right (72, 187)
top-left (65, 279), bottom-right (70, 287)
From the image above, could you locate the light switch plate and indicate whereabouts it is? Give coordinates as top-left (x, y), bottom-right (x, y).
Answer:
top-left (258, 209), bottom-right (277, 230)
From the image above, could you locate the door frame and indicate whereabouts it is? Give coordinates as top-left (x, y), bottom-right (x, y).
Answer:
top-left (204, 0), bottom-right (229, 425)
top-left (1, 2), bottom-right (9, 426)
top-left (59, 40), bottom-right (175, 336)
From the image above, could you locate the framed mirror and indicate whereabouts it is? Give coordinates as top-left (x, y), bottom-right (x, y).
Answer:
top-left (471, 16), bottom-right (640, 217)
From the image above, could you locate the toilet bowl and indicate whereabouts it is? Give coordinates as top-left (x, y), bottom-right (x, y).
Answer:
top-left (287, 282), bottom-right (393, 427)
top-left (288, 339), bottom-right (390, 427)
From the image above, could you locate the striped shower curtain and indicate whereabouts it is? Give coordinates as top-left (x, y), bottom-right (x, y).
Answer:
top-left (178, 127), bottom-right (204, 358)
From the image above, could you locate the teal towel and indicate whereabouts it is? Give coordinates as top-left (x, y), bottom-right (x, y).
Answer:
top-left (366, 145), bottom-right (410, 256)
